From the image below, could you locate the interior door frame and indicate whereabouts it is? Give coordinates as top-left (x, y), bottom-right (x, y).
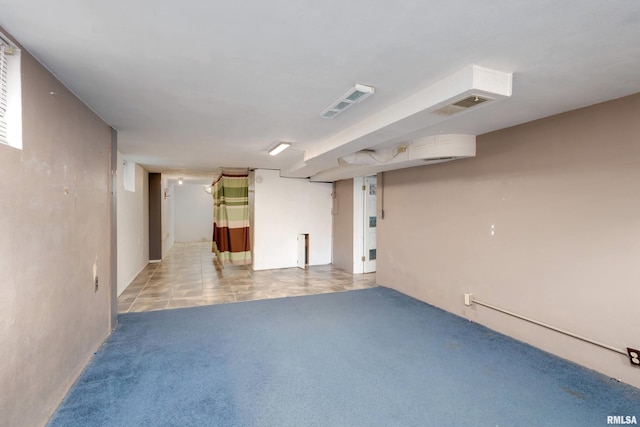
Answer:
top-left (353, 177), bottom-right (365, 274)
top-left (353, 176), bottom-right (377, 274)
top-left (363, 175), bottom-right (377, 273)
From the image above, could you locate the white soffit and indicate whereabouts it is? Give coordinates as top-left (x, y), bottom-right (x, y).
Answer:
top-left (281, 65), bottom-right (512, 179)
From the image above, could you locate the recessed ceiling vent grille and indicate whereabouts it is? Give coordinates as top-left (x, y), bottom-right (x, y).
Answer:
top-left (320, 84), bottom-right (375, 119)
top-left (432, 95), bottom-right (492, 116)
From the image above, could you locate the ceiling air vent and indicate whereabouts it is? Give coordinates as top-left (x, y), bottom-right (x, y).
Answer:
top-left (320, 84), bottom-right (375, 119)
top-left (432, 95), bottom-right (492, 116)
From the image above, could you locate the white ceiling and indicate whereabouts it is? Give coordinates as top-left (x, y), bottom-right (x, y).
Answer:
top-left (1, 1), bottom-right (639, 180)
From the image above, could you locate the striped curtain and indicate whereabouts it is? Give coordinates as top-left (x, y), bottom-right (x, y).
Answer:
top-left (211, 169), bottom-right (252, 265)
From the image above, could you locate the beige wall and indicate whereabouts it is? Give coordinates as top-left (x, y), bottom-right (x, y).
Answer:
top-left (0, 33), bottom-right (112, 426)
top-left (332, 179), bottom-right (354, 272)
top-left (377, 93), bottom-right (640, 388)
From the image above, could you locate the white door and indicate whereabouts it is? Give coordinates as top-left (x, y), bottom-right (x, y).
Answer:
top-left (363, 176), bottom-right (377, 273)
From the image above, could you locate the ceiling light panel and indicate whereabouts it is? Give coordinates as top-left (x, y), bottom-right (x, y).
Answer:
top-left (320, 84), bottom-right (375, 119)
top-left (268, 142), bottom-right (291, 156)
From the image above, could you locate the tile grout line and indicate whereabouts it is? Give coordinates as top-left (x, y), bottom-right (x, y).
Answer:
top-left (126, 262), bottom-right (159, 313)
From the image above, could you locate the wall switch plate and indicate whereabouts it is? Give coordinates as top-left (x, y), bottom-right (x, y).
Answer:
top-left (627, 348), bottom-right (640, 367)
top-left (464, 293), bottom-right (473, 306)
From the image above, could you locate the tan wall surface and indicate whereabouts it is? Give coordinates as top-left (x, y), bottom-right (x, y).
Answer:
top-left (377, 93), bottom-right (640, 388)
top-left (332, 179), bottom-right (354, 272)
top-left (0, 34), bottom-right (112, 426)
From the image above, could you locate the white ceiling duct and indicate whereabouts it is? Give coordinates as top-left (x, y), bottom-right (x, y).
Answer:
top-left (311, 134), bottom-right (476, 182)
top-left (339, 150), bottom-right (379, 166)
top-left (282, 65), bottom-right (511, 179)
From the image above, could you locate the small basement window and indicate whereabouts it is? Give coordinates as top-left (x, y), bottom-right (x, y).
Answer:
top-left (0, 33), bottom-right (22, 150)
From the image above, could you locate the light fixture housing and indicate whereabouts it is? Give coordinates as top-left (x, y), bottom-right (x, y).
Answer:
top-left (268, 142), bottom-right (291, 156)
top-left (320, 83), bottom-right (375, 119)
top-left (178, 177), bottom-right (183, 185)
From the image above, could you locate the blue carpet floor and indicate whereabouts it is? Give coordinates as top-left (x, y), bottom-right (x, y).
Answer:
top-left (48, 287), bottom-right (640, 426)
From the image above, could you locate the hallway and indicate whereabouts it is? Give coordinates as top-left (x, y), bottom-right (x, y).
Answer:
top-left (118, 242), bottom-right (377, 313)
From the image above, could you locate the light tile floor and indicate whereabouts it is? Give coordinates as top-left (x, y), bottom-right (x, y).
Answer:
top-left (118, 242), bottom-right (377, 313)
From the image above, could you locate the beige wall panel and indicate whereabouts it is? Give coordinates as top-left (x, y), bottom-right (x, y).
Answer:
top-left (377, 93), bottom-right (640, 388)
top-left (332, 179), bottom-right (354, 272)
top-left (0, 34), bottom-right (112, 426)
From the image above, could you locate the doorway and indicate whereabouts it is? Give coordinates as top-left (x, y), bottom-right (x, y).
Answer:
top-left (362, 176), bottom-right (377, 273)
top-left (353, 176), bottom-right (377, 274)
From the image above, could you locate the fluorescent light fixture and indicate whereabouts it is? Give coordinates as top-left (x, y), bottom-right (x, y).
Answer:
top-left (320, 84), bottom-right (375, 119)
top-left (268, 142), bottom-right (291, 156)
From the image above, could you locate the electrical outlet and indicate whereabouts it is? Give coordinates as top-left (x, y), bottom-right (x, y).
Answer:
top-left (94, 276), bottom-right (99, 292)
top-left (627, 348), bottom-right (640, 367)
